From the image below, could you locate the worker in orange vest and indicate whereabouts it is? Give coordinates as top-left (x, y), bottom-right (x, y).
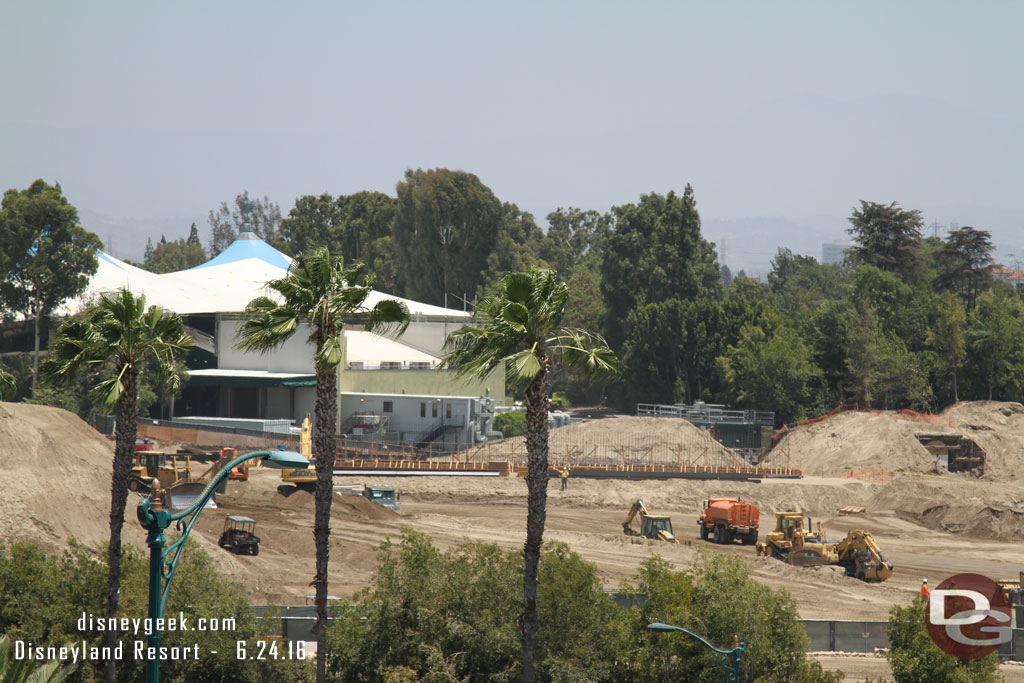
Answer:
top-left (920, 578), bottom-right (930, 597)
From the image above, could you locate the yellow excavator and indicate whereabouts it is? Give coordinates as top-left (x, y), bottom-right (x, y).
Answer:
top-left (281, 415), bottom-right (316, 489)
top-left (756, 511), bottom-right (893, 582)
top-left (622, 500), bottom-right (679, 543)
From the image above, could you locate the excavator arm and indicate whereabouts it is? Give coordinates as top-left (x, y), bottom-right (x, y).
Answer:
top-left (622, 500), bottom-right (649, 534)
top-left (836, 530), bottom-right (894, 582)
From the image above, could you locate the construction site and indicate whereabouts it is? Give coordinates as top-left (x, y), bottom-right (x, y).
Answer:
top-left (6, 399), bottom-right (1024, 680)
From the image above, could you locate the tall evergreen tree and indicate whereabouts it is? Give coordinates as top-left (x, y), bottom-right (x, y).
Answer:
top-left (846, 200), bottom-right (924, 280)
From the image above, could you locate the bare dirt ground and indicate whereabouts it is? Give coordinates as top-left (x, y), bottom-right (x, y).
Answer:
top-left (175, 470), bottom-right (1024, 624)
top-left (7, 400), bottom-right (1024, 679)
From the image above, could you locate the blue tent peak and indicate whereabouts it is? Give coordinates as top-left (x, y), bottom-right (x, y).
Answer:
top-left (187, 229), bottom-right (291, 271)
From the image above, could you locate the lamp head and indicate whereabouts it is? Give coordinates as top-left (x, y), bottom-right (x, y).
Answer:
top-left (256, 450), bottom-right (312, 469)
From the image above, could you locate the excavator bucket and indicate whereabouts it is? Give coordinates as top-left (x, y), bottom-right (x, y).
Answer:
top-left (165, 481), bottom-right (216, 512)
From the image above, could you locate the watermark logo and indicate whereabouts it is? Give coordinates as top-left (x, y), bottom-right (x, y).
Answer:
top-left (926, 573), bottom-right (1013, 659)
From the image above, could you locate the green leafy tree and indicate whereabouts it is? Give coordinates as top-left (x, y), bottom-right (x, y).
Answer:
top-left (549, 262), bottom-right (611, 405)
top-left (476, 203), bottom-right (547, 298)
top-left (846, 200), bottom-right (924, 280)
top-left (186, 221), bottom-right (201, 246)
top-left (0, 180), bottom-right (102, 385)
top-left (441, 268), bottom-right (618, 683)
top-left (278, 192), bottom-right (400, 291)
top-left (494, 409), bottom-right (526, 437)
top-left (628, 553), bottom-right (841, 683)
top-left (886, 597), bottom-right (999, 683)
top-left (600, 186), bottom-right (722, 350)
top-left (393, 168), bottom-right (506, 307)
top-left (926, 292), bottom-right (967, 403)
top-left (235, 247), bottom-right (409, 683)
top-left (539, 207), bottom-right (611, 280)
top-left (39, 289), bottom-right (192, 683)
top-left (0, 540), bottom-right (312, 682)
top-left (965, 285), bottom-right (1024, 401)
top-left (143, 234), bottom-right (208, 273)
top-left (328, 530), bottom-right (628, 683)
top-left (717, 323), bottom-right (822, 424)
top-left (843, 300), bottom-right (886, 406)
top-left (935, 226), bottom-right (994, 312)
top-left (208, 190), bottom-right (282, 256)
top-left (768, 248), bottom-right (852, 316)
top-left (0, 369), bottom-right (14, 400)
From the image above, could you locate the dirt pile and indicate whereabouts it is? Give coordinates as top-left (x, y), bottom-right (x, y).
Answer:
top-left (467, 415), bottom-right (747, 468)
top-left (763, 410), bottom-right (957, 477)
top-left (0, 402), bottom-right (124, 551)
top-left (942, 402), bottom-right (1024, 481)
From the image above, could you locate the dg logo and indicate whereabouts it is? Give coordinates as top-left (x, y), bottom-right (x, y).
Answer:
top-left (926, 573), bottom-right (1013, 659)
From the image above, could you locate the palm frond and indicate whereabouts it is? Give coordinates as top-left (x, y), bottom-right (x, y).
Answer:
top-left (364, 299), bottom-right (411, 338)
top-left (549, 328), bottom-right (621, 382)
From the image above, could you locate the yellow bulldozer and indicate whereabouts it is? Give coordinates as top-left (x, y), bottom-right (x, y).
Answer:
top-left (129, 450), bottom-right (240, 511)
top-left (756, 511), bottom-right (893, 582)
top-left (622, 500), bottom-right (679, 543)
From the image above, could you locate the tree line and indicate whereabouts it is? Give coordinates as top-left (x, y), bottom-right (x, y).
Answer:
top-left (162, 175), bottom-right (1012, 424)
top-left (1, 172), bottom-right (1016, 424)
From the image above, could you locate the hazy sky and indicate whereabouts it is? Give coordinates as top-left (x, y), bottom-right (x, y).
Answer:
top-left (3, 2), bottom-right (1022, 270)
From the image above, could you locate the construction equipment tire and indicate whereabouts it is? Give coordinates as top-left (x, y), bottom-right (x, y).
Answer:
top-left (699, 525), bottom-right (708, 541)
top-left (743, 530), bottom-right (758, 546)
top-left (251, 545), bottom-right (259, 556)
top-left (712, 526), bottom-right (722, 544)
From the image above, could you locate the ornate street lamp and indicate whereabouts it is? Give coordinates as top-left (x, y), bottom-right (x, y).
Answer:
top-left (136, 449), bottom-right (310, 683)
top-left (647, 621), bottom-right (745, 682)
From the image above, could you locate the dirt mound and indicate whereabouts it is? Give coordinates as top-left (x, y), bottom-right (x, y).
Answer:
top-left (942, 402), bottom-right (1024, 481)
top-left (467, 416), bottom-right (747, 468)
top-left (334, 495), bottom-right (400, 520)
top-left (869, 476), bottom-right (1024, 540)
top-left (0, 402), bottom-right (130, 552)
top-left (763, 410), bottom-right (956, 477)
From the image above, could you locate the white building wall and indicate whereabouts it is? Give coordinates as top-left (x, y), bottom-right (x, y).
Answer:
top-left (397, 319), bottom-right (467, 356)
top-left (216, 317), bottom-right (317, 373)
top-left (341, 393), bottom-right (475, 445)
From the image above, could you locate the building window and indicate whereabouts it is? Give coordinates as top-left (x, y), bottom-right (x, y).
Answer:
top-left (420, 402), bottom-right (426, 418)
top-left (432, 403), bottom-right (438, 418)
top-left (383, 401), bottom-right (393, 413)
top-left (446, 403), bottom-right (452, 419)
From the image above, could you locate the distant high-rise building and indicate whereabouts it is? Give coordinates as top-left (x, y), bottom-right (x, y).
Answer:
top-left (822, 242), bottom-right (849, 265)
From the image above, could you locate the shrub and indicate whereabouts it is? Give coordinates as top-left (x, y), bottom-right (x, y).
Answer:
top-left (886, 596), bottom-right (999, 683)
top-left (493, 410), bottom-right (526, 437)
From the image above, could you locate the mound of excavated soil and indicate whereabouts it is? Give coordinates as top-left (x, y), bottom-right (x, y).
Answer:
top-left (0, 402), bottom-right (129, 552)
top-left (942, 402), bottom-right (1024, 481)
top-left (266, 485), bottom-right (399, 520)
top-left (762, 410), bottom-right (957, 477)
top-left (467, 416), bottom-right (747, 468)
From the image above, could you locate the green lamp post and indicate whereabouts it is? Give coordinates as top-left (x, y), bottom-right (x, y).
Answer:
top-left (136, 449), bottom-right (310, 683)
top-left (647, 621), bottom-right (745, 682)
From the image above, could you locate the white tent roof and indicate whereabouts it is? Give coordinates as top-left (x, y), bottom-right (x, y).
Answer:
top-left (62, 234), bottom-right (471, 319)
top-left (345, 330), bottom-right (440, 367)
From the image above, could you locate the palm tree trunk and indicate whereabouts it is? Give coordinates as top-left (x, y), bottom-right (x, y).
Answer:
top-left (106, 366), bottom-right (138, 683)
top-left (312, 365), bottom-right (338, 683)
top-left (521, 356), bottom-right (550, 683)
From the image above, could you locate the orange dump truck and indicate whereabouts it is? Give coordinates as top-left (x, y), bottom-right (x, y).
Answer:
top-left (698, 497), bottom-right (760, 545)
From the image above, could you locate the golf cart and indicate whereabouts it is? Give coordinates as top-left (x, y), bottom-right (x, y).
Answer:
top-left (218, 515), bottom-right (260, 555)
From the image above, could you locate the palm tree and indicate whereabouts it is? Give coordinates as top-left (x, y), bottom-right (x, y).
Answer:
top-left (40, 288), bottom-right (192, 683)
top-left (235, 246), bottom-right (409, 683)
top-left (441, 268), bottom-right (618, 682)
